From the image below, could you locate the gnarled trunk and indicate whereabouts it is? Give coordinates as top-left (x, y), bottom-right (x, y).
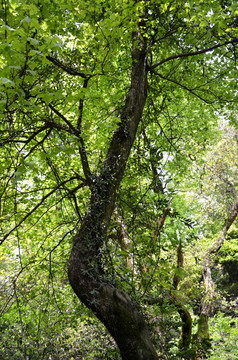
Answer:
top-left (68, 25), bottom-right (159, 360)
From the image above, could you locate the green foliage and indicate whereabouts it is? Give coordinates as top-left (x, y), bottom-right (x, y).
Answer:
top-left (209, 313), bottom-right (238, 360)
top-left (0, 0), bottom-right (238, 358)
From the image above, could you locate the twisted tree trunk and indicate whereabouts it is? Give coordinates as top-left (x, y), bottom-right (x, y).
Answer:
top-left (68, 25), bottom-right (159, 360)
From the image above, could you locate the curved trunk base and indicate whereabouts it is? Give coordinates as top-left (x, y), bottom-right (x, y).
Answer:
top-left (69, 244), bottom-right (158, 360)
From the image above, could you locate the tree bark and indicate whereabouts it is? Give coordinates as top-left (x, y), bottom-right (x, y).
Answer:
top-left (68, 24), bottom-right (159, 359)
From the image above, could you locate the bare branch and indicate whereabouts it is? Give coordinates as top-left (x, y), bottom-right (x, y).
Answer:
top-left (48, 104), bottom-right (80, 136)
top-left (21, 129), bottom-right (52, 162)
top-left (150, 39), bottom-right (238, 70)
top-left (0, 125), bottom-right (50, 146)
top-left (77, 78), bottom-right (89, 133)
top-left (46, 55), bottom-right (88, 78)
top-left (71, 169), bottom-right (87, 183)
top-left (42, 119), bottom-right (69, 133)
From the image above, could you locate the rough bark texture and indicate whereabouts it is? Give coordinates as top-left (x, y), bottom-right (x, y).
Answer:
top-left (68, 26), bottom-right (159, 360)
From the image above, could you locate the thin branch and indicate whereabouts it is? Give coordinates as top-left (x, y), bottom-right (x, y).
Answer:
top-left (154, 72), bottom-right (214, 104)
top-left (78, 144), bottom-right (92, 183)
top-left (21, 128), bottom-right (52, 162)
top-left (0, 138), bottom-right (27, 145)
top-left (150, 39), bottom-right (238, 70)
top-left (46, 55), bottom-right (88, 78)
top-left (145, 97), bottom-right (178, 151)
top-left (77, 78), bottom-right (89, 133)
top-left (71, 168), bottom-right (87, 183)
top-left (209, 194), bottom-right (238, 254)
top-left (47, 104), bottom-right (92, 181)
top-left (0, 176), bottom-right (78, 245)
top-left (200, 178), bottom-right (238, 338)
top-left (147, 28), bottom-right (179, 58)
top-left (49, 229), bottom-right (73, 256)
top-left (157, 197), bottom-right (172, 232)
top-left (1, 129), bottom-right (53, 200)
top-left (71, 192), bottom-right (83, 221)
top-left (48, 104), bottom-right (80, 136)
top-left (204, 167), bottom-right (238, 253)
top-left (0, 125), bottom-right (49, 146)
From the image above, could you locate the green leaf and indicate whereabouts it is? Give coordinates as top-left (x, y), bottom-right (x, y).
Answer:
top-left (1, 78), bottom-right (15, 86)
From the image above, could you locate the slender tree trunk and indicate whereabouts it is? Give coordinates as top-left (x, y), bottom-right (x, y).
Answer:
top-left (68, 23), bottom-right (159, 359)
top-left (113, 209), bottom-right (134, 270)
top-left (172, 241), bottom-right (192, 354)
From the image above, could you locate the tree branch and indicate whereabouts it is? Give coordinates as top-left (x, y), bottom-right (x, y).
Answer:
top-left (68, 20), bottom-right (159, 359)
top-left (157, 197), bottom-right (172, 231)
top-left (150, 39), bottom-right (238, 70)
top-left (204, 169), bottom-right (238, 254)
top-left (0, 125), bottom-right (50, 146)
top-left (77, 78), bottom-right (89, 133)
top-left (0, 176), bottom-right (80, 245)
top-left (154, 72), bottom-right (214, 104)
top-left (209, 195), bottom-right (238, 254)
top-left (47, 104), bottom-right (92, 182)
top-left (46, 55), bottom-right (88, 78)
top-left (48, 104), bottom-right (80, 136)
top-left (21, 129), bottom-right (52, 162)
top-left (170, 242), bottom-right (192, 351)
top-left (43, 119), bottom-right (70, 133)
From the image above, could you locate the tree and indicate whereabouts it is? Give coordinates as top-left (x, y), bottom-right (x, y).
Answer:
top-left (1, 0), bottom-right (238, 359)
top-left (187, 127), bottom-right (238, 359)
